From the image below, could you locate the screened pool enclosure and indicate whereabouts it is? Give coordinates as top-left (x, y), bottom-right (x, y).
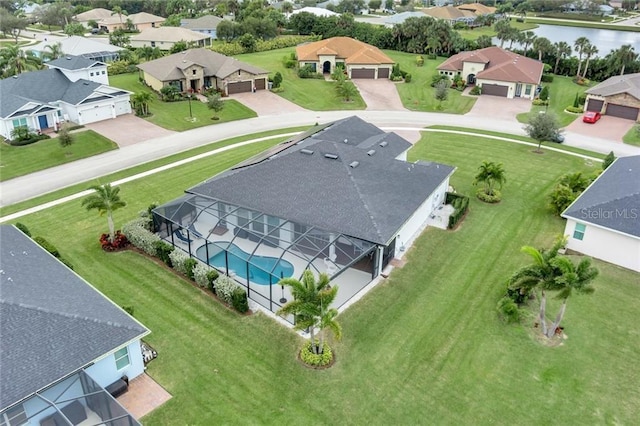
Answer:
top-left (153, 194), bottom-right (381, 318)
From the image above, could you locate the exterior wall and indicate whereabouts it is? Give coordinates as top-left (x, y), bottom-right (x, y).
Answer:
top-left (63, 94), bottom-right (131, 125)
top-left (130, 37), bottom-right (210, 50)
top-left (218, 71), bottom-right (268, 94)
top-left (604, 92), bottom-right (640, 109)
top-left (564, 219), bottom-right (640, 272)
top-left (1, 110), bottom-right (60, 139)
top-left (85, 340), bottom-right (145, 386)
top-left (142, 72), bottom-right (165, 92)
top-left (461, 60), bottom-right (486, 81)
top-left (318, 54), bottom-right (336, 73)
top-left (476, 78), bottom-right (517, 99)
top-left (58, 66), bottom-right (109, 85)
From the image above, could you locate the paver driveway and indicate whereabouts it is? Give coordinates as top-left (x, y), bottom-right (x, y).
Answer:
top-left (466, 94), bottom-right (532, 121)
top-left (229, 90), bottom-right (307, 116)
top-left (565, 115), bottom-right (635, 143)
top-left (86, 114), bottom-right (174, 147)
top-left (352, 79), bottom-right (406, 111)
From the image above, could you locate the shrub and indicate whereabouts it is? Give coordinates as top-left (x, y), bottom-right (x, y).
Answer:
top-left (602, 151), bottom-right (615, 170)
top-left (15, 223), bottom-right (31, 237)
top-left (122, 218), bottom-right (161, 256)
top-left (184, 258), bottom-right (198, 281)
top-left (272, 71), bottom-right (283, 88)
top-left (573, 92), bottom-right (580, 108)
top-left (169, 250), bottom-right (190, 276)
top-left (300, 340), bottom-right (333, 366)
top-left (578, 93), bottom-right (587, 105)
top-left (445, 192), bottom-right (469, 229)
top-left (497, 296), bottom-right (520, 323)
top-left (231, 287), bottom-right (249, 313)
top-left (194, 263), bottom-right (211, 288)
top-left (427, 53), bottom-right (437, 60)
top-left (99, 231), bottom-right (128, 251)
top-left (58, 257), bottom-right (75, 270)
top-left (404, 73), bottom-right (412, 83)
top-left (122, 305), bottom-right (135, 316)
top-left (207, 270), bottom-right (219, 292)
top-left (282, 55), bottom-right (297, 68)
top-left (297, 64), bottom-right (318, 78)
top-left (532, 98), bottom-right (548, 106)
top-left (430, 74), bottom-right (449, 87)
top-left (107, 60), bottom-right (132, 75)
top-left (476, 188), bottom-right (502, 203)
top-left (539, 86), bottom-right (549, 101)
top-left (155, 241), bottom-right (174, 267)
top-left (160, 85), bottom-right (182, 102)
top-left (34, 236), bottom-right (60, 258)
top-left (9, 133), bottom-right (50, 146)
top-left (470, 85), bottom-right (481, 95)
top-left (215, 274), bottom-right (238, 304)
top-left (416, 55), bottom-right (424, 67)
top-left (565, 106), bottom-right (583, 113)
top-left (540, 74), bottom-right (554, 83)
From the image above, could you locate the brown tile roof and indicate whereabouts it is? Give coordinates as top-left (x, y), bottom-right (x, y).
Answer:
top-left (456, 3), bottom-right (497, 15)
top-left (131, 27), bottom-right (209, 43)
top-left (296, 37), bottom-right (394, 65)
top-left (586, 73), bottom-right (640, 99)
top-left (423, 6), bottom-right (476, 20)
top-left (437, 46), bottom-right (543, 84)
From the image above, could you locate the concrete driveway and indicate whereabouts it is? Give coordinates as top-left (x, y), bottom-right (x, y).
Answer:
top-left (466, 94), bottom-right (532, 121)
top-left (565, 115), bottom-right (635, 143)
top-left (229, 91), bottom-right (307, 116)
top-left (86, 114), bottom-right (174, 147)
top-left (352, 79), bottom-right (406, 111)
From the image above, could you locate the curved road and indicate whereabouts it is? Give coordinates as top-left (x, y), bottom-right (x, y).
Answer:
top-left (1, 110), bottom-right (638, 207)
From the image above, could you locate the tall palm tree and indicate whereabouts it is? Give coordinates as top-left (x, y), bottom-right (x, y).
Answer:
top-left (111, 6), bottom-right (128, 27)
top-left (521, 31), bottom-right (536, 57)
top-left (42, 42), bottom-right (64, 61)
top-left (277, 270), bottom-right (342, 355)
top-left (131, 92), bottom-right (152, 116)
top-left (0, 45), bottom-right (41, 77)
top-left (608, 44), bottom-right (638, 76)
top-left (473, 161), bottom-right (506, 197)
top-left (533, 36), bottom-right (552, 61)
top-left (574, 36), bottom-right (589, 78)
top-left (81, 184), bottom-right (127, 243)
top-left (553, 41), bottom-right (571, 74)
top-left (581, 44), bottom-right (598, 79)
top-left (494, 20), bottom-right (512, 49)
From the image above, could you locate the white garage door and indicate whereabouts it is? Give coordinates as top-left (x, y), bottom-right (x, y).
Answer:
top-left (114, 99), bottom-right (131, 116)
top-left (81, 104), bottom-right (113, 124)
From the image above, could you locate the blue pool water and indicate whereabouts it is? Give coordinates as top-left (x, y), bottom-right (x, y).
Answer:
top-left (196, 242), bottom-right (294, 285)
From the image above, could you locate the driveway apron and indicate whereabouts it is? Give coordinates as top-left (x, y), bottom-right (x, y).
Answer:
top-left (228, 91), bottom-right (308, 116)
top-left (86, 114), bottom-right (175, 147)
top-left (352, 79), bottom-right (406, 111)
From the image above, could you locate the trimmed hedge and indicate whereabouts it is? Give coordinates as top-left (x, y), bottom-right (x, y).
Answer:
top-left (184, 258), bottom-right (198, 281)
top-left (445, 192), bottom-right (469, 229)
top-left (169, 250), bottom-right (191, 276)
top-left (231, 287), bottom-right (249, 313)
top-left (122, 218), bottom-right (161, 256)
top-left (476, 189), bottom-right (502, 203)
top-left (212, 35), bottom-right (320, 56)
top-left (300, 340), bottom-right (333, 367)
top-left (541, 74), bottom-right (554, 83)
top-left (8, 134), bottom-right (50, 146)
top-left (15, 222), bottom-right (31, 237)
top-left (194, 263), bottom-right (211, 288)
top-left (154, 240), bottom-right (174, 267)
top-left (33, 235), bottom-right (74, 270)
top-left (215, 274), bottom-right (238, 305)
top-left (565, 106), bottom-right (583, 113)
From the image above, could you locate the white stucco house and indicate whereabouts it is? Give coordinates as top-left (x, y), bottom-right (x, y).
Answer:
top-left (562, 156), bottom-right (640, 272)
top-left (0, 55), bottom-right (131, 139)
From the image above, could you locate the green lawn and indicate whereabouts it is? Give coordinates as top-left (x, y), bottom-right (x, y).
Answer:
top-left (517, 75), bottom-right (591, 127)
top-left (10, 130), bottom-right (639, 424)
top-left (0, 130), bottom-right (117, 182)
top-left (235, 48), bottom-right (366, 111)
top-left (623, 124), bottom-right (640, 146)
top-left (384, 51), bottom-right (477, 114)
top-left (458, 21), bottom-right (537, 40)
top-left (524, 16), bottom-right (640, 32)
top-left (108, 73), bottom-right (257, 131)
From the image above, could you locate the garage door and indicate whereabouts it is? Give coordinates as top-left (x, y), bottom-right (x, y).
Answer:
top-left (351, 68), bottom-right (375, 79)
top-left (378, 68), bottom-right (390, 79)
top-left (481, 84), bottom-right (508, 97)
top-left (606, 103), bottom-right (639, 120)
top-left (227, 81), bottom-right (252, 94)
top-left (114, 99), bottom-right (131, 116)
top-left (254, 78), bottom-right (266, 90)
top-left (586, 98), bottom-right (604, 112)
top-left (81, 104), bottom-right (112, 124)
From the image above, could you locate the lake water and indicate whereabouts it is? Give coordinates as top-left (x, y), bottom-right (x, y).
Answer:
top-left (494, 24), bottom-right (640, 56)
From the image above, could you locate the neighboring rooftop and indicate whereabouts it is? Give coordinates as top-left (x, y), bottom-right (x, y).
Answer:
top-left (383, 11), bottom-right (430, 25)
top-left (28, 35), bottom-right (124, 57)
top-left (296, 37), bottom-right (394, 65)
top-left (0, 225), bottom-right (149, 410)
top-left (585, 73), bottom-right (640, 99)
top-left (291, 6), bottom-right (339, 17)
top-left (423, 6), bottom-right (476, 20)
top-left (180, 14), bottom-right (224, 29)
top-left (99, 11), bottom-right (165, 25)
top-left (131, 27), bottom-right (211, 43)
top-left (563, 155), bottom-right (640, 238)
top-left (74, 7), bottom-right (112, 22)
top-left (46, 55), bottom-right (105, 71)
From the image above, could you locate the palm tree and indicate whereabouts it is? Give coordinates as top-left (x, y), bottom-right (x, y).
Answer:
top-left (111, 6), bottom-right (128, 27)
top-left (553, 41), bottom-right (571, 74)
top-left (131, 92), bottom-right (152, 116)
top-left (533, 36), bottom-right (552, 61)
top-left (507, 28), bottom-right (522, 50)
top-left (0, 45), bottom-right (41, 77)
top-left (608, 45), bottom-right (638, 76)
top-left (494, 20), bottom-right (512, 49)
top-left (473, 161), bottom-right (506, 197)
top-left (43, 42), bottom-right (64, 61)
top-left (81, 184), bottom-right (127, 243)
top-left (574, 36), bottom-right (589, 78)
top-left (337, 81), bottom-right (358, 102)
top-left (277, 270), bottom-right (342, 355)
top-left (521, 31), bottom-right (536, 57)
top-left (581, 44), bottom-right (598, 79)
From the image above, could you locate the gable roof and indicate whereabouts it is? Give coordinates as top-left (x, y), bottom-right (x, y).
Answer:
top-left (29, 35), bottom-right (124, 56)
top-left (562, 155), bottom-right (640, 238)
top-left (291, 7), bottom-right (339, 17)
top-left (181, 14), bottom-right (224, 29)
top-left (131, 27), bottom-right (210, 43)
top-left (383, 11), bottom-right (431, 25)
top-left (423, 6), bottom-right (476, 20)
top-left (0, 225), bottom-right (149, 410)
top-left (99, 11), bottom-right (165, 25)
top-left (137, 48), bottom-right (267, 81)
top-left (74, 7), bottom-right (112, 22)
top-left (185, 116), bottom-right (455, 245)
top-left (46, 55), bottom-right (106, 71)
top-left (456, 3), bottom-right (496, 14)
top-left (585, 73), bottom-right (640, 100)
top-left (296, 37), bottom-right (394, 65)
top-left (437, 46), bottom-right (544, 84)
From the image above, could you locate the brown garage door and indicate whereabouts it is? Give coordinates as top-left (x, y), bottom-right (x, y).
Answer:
top-left (606, 103), bottom-right (639, 120)
top-left (378, 68), bottom-right (390, 79)
top-left (254, 78), bottom-right (266, 90)
top-left (351, 68), bottom-right (375, 79)
top-left (586, 98), bottom-right (604, 112)
top-left (227, 81), bottom-right (252, 94)
top-left (481, 84), bottom-right (508, 97)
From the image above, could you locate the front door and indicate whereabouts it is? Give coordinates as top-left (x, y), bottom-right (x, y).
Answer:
top-left (515, 83), bottom-right (522, 97)
top-left (190, 79), bottom-right (199, 92)
top-left (38, 114), bottom-right (48, 130)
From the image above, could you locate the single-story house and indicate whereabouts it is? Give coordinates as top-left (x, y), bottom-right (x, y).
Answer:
top-left (98, 11), bottom-right (166, 33)
top-left (296, 37), bottom-right (395, 79)
top-left (153, 116), bottom-right (455, 319)
top-left (456, 3), bottom-right (497, 15)
top-left (561, 155), bottom-right (640, 272)
top-left (423, 6), bottom-right (477, 24)
top-left (290, 6), bottom-right (339, 17)
top-left (0, 225), bottom-right (150, 425)
top-left (584, 73), bottom-right (640, 121)
top-left (28, 35), bottom-right (125, 62)
top-left (382, 11), bottom-right (431, 27)
top-left (0, 55), bottom-right (131, 139)
top-left (137, 48), bottom-right (268, 95)
top-left (130, 27), bottom-right (212, 50)
top-left (437, 46), bottom-right (544, 99)
top-left (74, 7), bottom-right (113, 27)
top-left (180, 15), bottom-right (224, 38)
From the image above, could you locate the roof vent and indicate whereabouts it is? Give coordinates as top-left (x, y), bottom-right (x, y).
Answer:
top-left (300, 149), bottom-right (314, 155)
top-left (324, 153), bottom-right (339, 160)
top-left (343, 138), bottom-right (348, 143)
top-left (379, 141), bottom-right (388, 147)
top-left (66, 56), bottom-right (71, 60)
top-left (83, 82), bottom-right (89, 85)
top-left (349, 161), bottom-right (360, 168)
top-left (367, 149), bottom-right (376, 156)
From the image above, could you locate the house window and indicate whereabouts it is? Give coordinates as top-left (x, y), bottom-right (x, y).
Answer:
top-left (102, 70), bottom-right (106, 75)
top-left (250, 211), bottom-right (264, 234)
top-left (90, 72), bottom-right (94, 76)
top-left (238, 70), bottom-right (241, 75)
top-left (192, 69), bottom-right (196, 75)
top-left (114, 347), bottom-right (130, 370)
top-left (11, 117), bottom-right (27, 128)
top-left (573, 223), bottom-right (586, 240)
top-left (525, 85), bottom-right (532, 95)
top-left (151, 41), bottom-right (156, 47)
top-left (0, 404), bottom-right (27, 426)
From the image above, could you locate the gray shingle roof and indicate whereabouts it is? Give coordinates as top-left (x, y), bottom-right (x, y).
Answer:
top-left (0, 225), bottom-right (149, 410)
top-left (47, 55), bottom-right (105, 71)
top-left (181, 15), bottom-right (224, 30)
top-left (187, 116), bottom-right (455, 245)
top-left (562, 155), bottom-right (640, 238)
top-left (137, 48), bottom-right (267, 81)
top-left (585, 73), bottom-right (640, 99)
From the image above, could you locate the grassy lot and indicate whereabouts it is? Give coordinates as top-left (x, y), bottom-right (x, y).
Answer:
top-left (517, 75), bottom-right (591, 127)
top-left (108, 73), bottom-right (257, 131)
top-left (235, 48), bottom-right (366, 110)
top-left (623, 124), bottom-right (640, 146)
top-left (458, 20), bottom-right (537, 40)
top-left (10, 130), bottom-right (639, 424)
top-left (384, 51), bottom-right (477, 114)
top-left (0, 40), bottom-right (31, 47)
top-left (0, 130), bottom-right (117, 182)
top-left (524, 16), bottom-right (640, 31)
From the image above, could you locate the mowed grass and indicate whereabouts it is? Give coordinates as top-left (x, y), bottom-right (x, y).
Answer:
top-left (108, 73), bottom-right (257, 131)
top-left (457, 20), bottom-right (538, 40)
top-left (385, 50), bottom-right (477, 114)
top-left (236, 47), bottom-right (366, 110)
top-left (10, 132), bottom-right (640, 424)
top-left (0, 130), bottom-right (117, 181)
top-left (517, 75), bottom-right (591, 127)
top-left (623, 124), bottom-right (640, 146)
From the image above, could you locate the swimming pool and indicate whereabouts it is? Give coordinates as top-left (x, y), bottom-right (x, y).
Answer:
top-left (196, 242), bottom-right (294, 285)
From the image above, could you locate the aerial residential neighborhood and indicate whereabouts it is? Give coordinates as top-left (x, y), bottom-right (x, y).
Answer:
top-left (0, 0), bottom-right (639, 424)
